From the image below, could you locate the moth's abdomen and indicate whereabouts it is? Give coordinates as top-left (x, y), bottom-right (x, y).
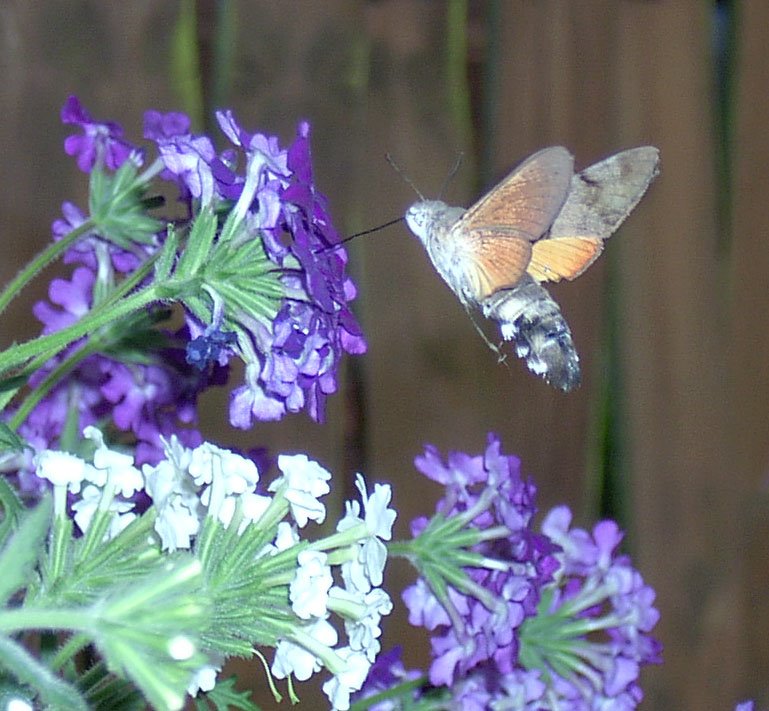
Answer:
top-left (481, 276), bottom-right (581, 391)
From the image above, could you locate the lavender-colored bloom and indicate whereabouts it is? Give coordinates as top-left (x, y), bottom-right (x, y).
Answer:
top-left (218, 115), bottom-right (365, 424)
top-left (33, 266), bottom-right (95, 335)
top-left (513, 505), bottom-right (662, 708)
top-left (144, 108), bottom-right (366, 424)
top-left (393, 436), bottom-right (660, 710)
top-left (62, 95), bottom-right (138, 173)
top-left (352, 647), bottom-right (422, 711)
top-left (404, 434), bottom-right (559, 687)
top-left (145, 109), bottom-right (216, 205)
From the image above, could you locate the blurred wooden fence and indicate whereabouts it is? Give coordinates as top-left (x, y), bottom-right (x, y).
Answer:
top-left (2, 1), bottom-right (768, 709)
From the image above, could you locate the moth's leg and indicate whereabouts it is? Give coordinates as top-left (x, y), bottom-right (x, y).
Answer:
top-left (466, 308), bottom-right (508, 366)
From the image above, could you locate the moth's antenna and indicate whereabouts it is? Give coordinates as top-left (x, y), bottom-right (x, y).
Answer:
top-left (385, 153), bottom-right (425, 200)
top-left (439, 152), bottom-right (464, 199)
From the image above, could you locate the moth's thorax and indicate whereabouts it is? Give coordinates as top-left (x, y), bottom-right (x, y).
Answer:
top-left (405, 200), bottom-right (465, 247)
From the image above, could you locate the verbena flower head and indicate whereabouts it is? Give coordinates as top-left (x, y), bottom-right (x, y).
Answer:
top-left (371, 435), bottom-right (660, 710)
top-left (516, 505), bottom-right (663, 708)
top-left (31, 427), bottom-right (395, 710)
top-left (145, 108), bottom-right (366, 424)
top-left (403, 434), bottom-right (559, 687)
top-left (7, 97), bottom-right (366, 489)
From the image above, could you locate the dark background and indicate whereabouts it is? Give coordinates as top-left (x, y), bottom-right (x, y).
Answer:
top-left (1, 2), bottom-right (767, 709)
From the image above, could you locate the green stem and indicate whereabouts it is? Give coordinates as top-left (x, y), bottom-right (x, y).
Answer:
top-left (8, 339), bottom-right (102, 431)
top-left (0, 284), bottom-right (163, 377)
top-left (348, 675), bottom-right (429, 711)
top-left (3, 248), bottom-right (162, 421)
top-left (49, 633), bottom-right (90, 672)
top-left (0, 219), bottom-right (96, 317)
top-left (0, 606), bottom-right (95, 635)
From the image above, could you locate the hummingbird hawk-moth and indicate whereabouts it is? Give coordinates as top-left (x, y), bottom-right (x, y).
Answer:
top-left (404, 146), bottom-right (660, 390)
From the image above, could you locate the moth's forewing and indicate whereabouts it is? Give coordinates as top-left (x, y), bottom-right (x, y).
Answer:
top-left (458, 146), bottom-right (575, 240)
top-left (547, 146), bottom-right (660, 241)
top-left (458, 229), bottom-right (533, 302)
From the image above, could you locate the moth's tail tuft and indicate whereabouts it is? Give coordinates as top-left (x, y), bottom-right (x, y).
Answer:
top-left (482, 277), bottom-right (581, 391)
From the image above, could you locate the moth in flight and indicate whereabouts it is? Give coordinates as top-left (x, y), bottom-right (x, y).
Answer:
top-left (405, 146), bottom-right (660, 391)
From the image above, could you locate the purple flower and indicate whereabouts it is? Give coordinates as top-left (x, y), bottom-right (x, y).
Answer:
top-left (145, 109), bottom-right (366, 424)
top-left (403, 434), bottom-right (559, 687)
top-left (514, 505), bottom-right (662, 707)
top-left (393, 435), bottom-right (660, 709)
top-left (62, 96), bottom-right (138, 173)
top-left (144, 109), bottom-right (217, 205)
top-left (352, 647), bottom-right (423, 710)
top-left (214, 115), bottom-right (365, 424)
top-left (33, 266), bottom-right (95, 335)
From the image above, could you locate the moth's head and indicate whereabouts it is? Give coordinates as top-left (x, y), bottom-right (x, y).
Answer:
top-left (405, 199), bottom-right (448, 244)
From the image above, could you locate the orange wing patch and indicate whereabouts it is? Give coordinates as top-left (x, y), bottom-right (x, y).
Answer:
top-left (462, 229), bottom-right (532, 301)
top-left (527, 236), bottom-right (603, 283)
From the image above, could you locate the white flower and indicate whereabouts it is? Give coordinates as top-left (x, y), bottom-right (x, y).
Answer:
top-left (291, 550), bottom-right (333, 619)
top-left (274, 521), bottom-right (299, 551)
top-left (240, 491), bottom-right (271, 523)
top-left (72, 484), bottom-right (136, 537)
top-left (189, 442), bottom-right (259, 491)
top-left (217, 491), bottom-right (271, 532)
top-left (84, 426), bottom-right (142, 496)
top-left (348, 588), bottom-right (392, 661)
top-left (321, 647), bottom-right (372, 711)
top-left (143, 441), bottom-right (199, 509)
top-left (143, 439), bottom-right (204, 550)
top-left (193, 443), bottom-right (260, 521)
top-left (271, 618), bottom-right (338, 681)
top-left (338, 477), bottom-right (396, 591)
top-left (187, 656), bottom-right (222, 696)
top-left (270, 454), bottom-right (331, 527)
top-left (34, 450), bottom-right (90, 492)
top-left (154, 495), bottom-right (200, 551)
top-left (355, 476), bottom-right (396, 541)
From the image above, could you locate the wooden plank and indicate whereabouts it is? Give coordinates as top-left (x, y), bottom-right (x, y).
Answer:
top-left (730, 1), bottom-right (769, 704)
top-left (617, 3), bottom-right (739, 708)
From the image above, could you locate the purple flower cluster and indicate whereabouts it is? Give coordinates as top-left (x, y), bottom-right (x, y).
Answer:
top-left (144, 108), bottom-right (366, 423)
top-left (7, 97), bottom-right (365, 490)
top-left (62, 95), bottom-right (137, 173)
top-left (403, 434), bottom-right (559, 687)
top-left (359, 435), bottom-right (661, 710)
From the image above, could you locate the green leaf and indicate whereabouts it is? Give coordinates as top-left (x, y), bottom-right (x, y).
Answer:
top-left (0, 472), bottom-right (24, 548)
top-left (89, 163), bottom-right (163, 251)
top-left (94, 558), bottom-right (210, 711)
top-left (174, 207), bottom-right (218, 280)
top-left (198, 675), bottom-right (261, 711)
top-left (0, 423), bottom-right (27, 455)
top-left (0, 496), bottom-right (51, 605)
top-left (0, 635), bottom-right (88, 710)
top-left (77, 664), bottom-right (145, 711)
top-left (154, 225), bottom-right (179, 282)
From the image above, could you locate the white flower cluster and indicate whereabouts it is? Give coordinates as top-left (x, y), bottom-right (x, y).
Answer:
top-left (33, 429), bottom-right (397, 710)
top-left (34, 426), bottom-right (142, 537)
top-left (272, 475), bottom-right (396, 710)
